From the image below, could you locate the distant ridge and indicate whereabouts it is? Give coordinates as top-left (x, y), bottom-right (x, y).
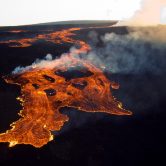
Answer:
top-left (38, 20), bottom-right (118, 25)
top-left (0, 20), bottom-right (118, 28)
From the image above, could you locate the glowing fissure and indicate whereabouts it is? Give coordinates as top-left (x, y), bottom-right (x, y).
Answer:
top-left (0, 27), bottom-right (132, 148)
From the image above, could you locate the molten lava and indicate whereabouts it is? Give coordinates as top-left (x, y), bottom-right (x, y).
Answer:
top-left (0, 28), bottom-right (90, 50)
top-left (7, 30), bottom-right (27, 33)
top-left (0, 27), bottom-right (132, 148)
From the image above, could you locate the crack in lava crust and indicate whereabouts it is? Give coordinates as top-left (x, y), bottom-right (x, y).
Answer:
top-left (0, 27), bottom-right (132, 148)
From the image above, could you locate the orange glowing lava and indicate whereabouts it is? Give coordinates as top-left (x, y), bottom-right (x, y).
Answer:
top-left (0, 28), bottom-right (90, 50)
top-left (7, 30), bottom-right (27, 33)
top-left (0, 27), bottom-right (132, 148)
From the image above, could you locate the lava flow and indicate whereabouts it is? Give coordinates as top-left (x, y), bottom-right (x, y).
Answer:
top-left (0, 27), bottom-right (132, 148)
top-left (0, 27), bottom-right (90, 50)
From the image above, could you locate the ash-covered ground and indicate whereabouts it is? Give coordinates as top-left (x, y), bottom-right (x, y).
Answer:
top-left (0, 21), bottom-right (166, 166)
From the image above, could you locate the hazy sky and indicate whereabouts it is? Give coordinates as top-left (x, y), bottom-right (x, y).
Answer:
top-left (0, 0), bottom-right (165, 26)
top-left (161, 6), bottom-right (166, 23)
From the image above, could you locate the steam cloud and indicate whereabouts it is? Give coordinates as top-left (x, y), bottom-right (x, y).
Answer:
top-left (119, 0), bottom-right (166, 26)
top-left (85, 26), bottom-right (166, 75)
top-left (12, 54), bottom-right (53, 74)
top-left (12, 50), bottom-right (77, 74)
top-left (84, 0), bottom-right (166, 74)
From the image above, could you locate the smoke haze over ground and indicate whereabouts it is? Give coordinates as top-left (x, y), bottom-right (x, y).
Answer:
top-left (85, 26), bottom-right (166, 75)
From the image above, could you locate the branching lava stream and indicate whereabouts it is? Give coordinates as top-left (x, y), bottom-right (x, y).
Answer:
top-left (0, 27), bottom-right (132, 148)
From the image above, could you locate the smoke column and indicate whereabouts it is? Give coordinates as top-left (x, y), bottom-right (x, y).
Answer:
top-left (119, 0), bottom-right (166, 26)
top-left (86, 26), bottom-right (166, 75)
top-left (84, 0), bottom-right (166, 74)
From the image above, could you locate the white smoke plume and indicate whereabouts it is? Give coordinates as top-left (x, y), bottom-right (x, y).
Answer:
top-left (12, 54), bottom-right (53, 74)
top-left (118, 0), bottom-right (166, 26)
top-left (85, 26), bottom-right (166, 75)
top-left (12, 48), bottom-right (80, 74)
top-left (83, 0), bottom-right (166, 74)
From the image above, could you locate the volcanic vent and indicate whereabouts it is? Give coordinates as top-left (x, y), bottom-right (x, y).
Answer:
top-left (0, 27), bottom-right (132, 148)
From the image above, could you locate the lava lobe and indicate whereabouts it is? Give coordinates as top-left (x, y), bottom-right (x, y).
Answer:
top-left (0, 27), bottom-right (132, 148)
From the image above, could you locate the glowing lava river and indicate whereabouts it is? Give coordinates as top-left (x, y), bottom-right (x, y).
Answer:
top-left (0, 27), bottom-right (132, 148)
